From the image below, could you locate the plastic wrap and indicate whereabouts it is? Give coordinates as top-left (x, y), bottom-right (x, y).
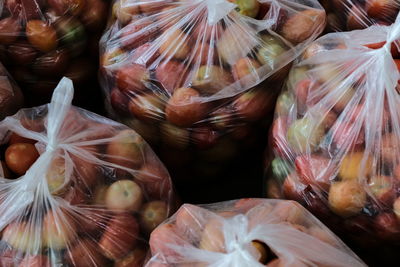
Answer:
top-left (145, 198), bottom-right (366, 267)
top-left (0, 61), bottom-right (23, 120)
top-left (0, 77), bottom-right (177, 266)
top-left (266, 13), bottom-right (400, 254)
top-left (0, 0), bottom-right (108, 108)
top-left (99, 0), bottom-right (326, 186)
top-left (320, 0), bottom-right (400, 32)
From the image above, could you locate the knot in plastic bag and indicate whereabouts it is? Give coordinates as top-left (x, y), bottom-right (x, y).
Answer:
top-left (204, 0), bottom-right (237, 25)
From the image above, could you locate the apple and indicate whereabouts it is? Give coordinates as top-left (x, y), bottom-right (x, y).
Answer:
top-left (66, 238), bottom-right (108, 267)
top-left (155, 60), bottom-right (187, 94)
top-left (159, 29), bottom-right (191, 60)
top-left (18, 255), bottom-right (50, 267)
top-left (271, 201), bottom-right (305, 225)
top-left (114, 0), bottom-right (140, 25)
top-left (295, 155), bottom-right (333, 190)
top-left (232, 57), bottom-right (261, 84)
top-left (347, 5), bottom-right (368, 30)
top-left (308, 226), bottom-right (338, 247)
top-left (251, 241), bottom-right (268, 263)
top-left (233, 88), bottom-right (275, 122)
top-left (114, 248), bottom-right (146, 267)
top-left (368, 175), bottom-right (396, 206)
top-left (217, 24), bottom-right (256, 65)
top-left (191, 65), bottom-right (232, 95)
top-left (2, 222), bottom-right (41, 253)
top-left (338, 152), bottom-right (372, 181)
top-left (80, 0), bottom-right (107, 32)
top-left (26, 20), bottom-right (58, 52)
top-left (228, 0), bottom-right (260, 18)
top-left (105, 179), bottom-right (143, 212)
top-left (381, 133), bottom-right (399, 164)
top-left (150, 223), bottom-right (184, 257)
top-left (140, 200), bottom-right (168, 234)
top-left (110, 88), bottom-right (130, 115)
top-left (374, 212), bottom-right (400, 241)
top-left (191, 126), bottom-right (219, 149)
top-left (5, 143), bottom-right (39, 175)
top-left (257, 35), bottom-right (287, 67)
top-left (175, 205), bottom-right (206, 241)
top-left (330, 121), bottom-right (365, 150)
top-left (120, 18), bottom-right (157, 49)
top-left (116, 63), bottom-right (150, 93)
top-left (193, 43), bottom-right (217, 65)
top-left (280, 9), bottom-right (326, 44)
top-left (107, 129), bottom-right (145, 169)
top-left (8, 132), bottom-right (36, 145)
top-left (7, 41), bottom-right (38, 65)
top-left (43, 210), bottom-right (77, 249)
top-left (160, 122), bottom-right (190, 149)
top-left (328, 180), bottom-right (367, 217)
top-left (46, 157), bottom-right (69, 195)
top-left (165, 87), bottom-right (207, 127)
top-left (286, 117), bottom-right (325, 153)
top-left (0, 17), bottom-right (21, 44)
top-left (128, 92), bottom-right (166, 122)
top-left (99, 213), bottom-right (140, 260)
top-left (199, 219), bottom-right (225, 253)
top-left (366, 0), bottom-right (398, 20)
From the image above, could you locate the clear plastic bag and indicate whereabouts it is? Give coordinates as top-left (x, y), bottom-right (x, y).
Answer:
top-left (0, 0), bottom-right (108, 107)
top-left (266, 13), bottom-right (400, 251)
top-left (320, 0), bottom-right (400, 32)
top-left (0, 77), bottom-right (177, 266)
top-left (0, 61), bottom-right (23, 120)
top-left (145, 198), bottom-right (366, 267)
top-left (99, 0), bottom-right (326, 183)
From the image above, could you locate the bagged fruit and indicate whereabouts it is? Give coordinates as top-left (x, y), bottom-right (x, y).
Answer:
top-left (320, 0), bottom-right (400, 32)
top-left (0, 61), bottom-right (23, 120)
top-left (145, 198), bottom-right (366, 267)
top-left (266, 12), bottom-right (400, 262)
top-left (0, 0), bottom-right (108, 108)
top-left (100, 0), bottom-right (326, 191)
top-left (0, 77), bottom-right (177, 266)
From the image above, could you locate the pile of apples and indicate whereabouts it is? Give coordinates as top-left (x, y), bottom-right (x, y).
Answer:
top-left (320, 0), bottom-right (400, 31)
top-left (0, 109), bottom-right (176, 266)
top-left (268, 30), bottom-right (400, 244)
top-left (100, 0), bottom-right (325, 153)
top-left (147, 199), bottom-right (364, 267)
top-left (0, 0), bottom-right (107, 105)
top-left (0, 62), bottom-right (23, 120)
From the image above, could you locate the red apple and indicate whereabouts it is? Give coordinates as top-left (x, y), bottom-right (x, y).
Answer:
top-left (165, 87), bottom-right (207, 127)
top-left (66, 238), bottom-right (108, 267)
top-left (99, 213), bottom-right (140, 260)
top-left (295, 155), bottom-right (333, 190)
top-left (116, 64), bottom-right (150, 93)
top-left (5, 143), bottom-right (39, 175)
top-left (155, 60), bottom-right (187, 94)
top-left (105, 179), bottom-right (143, 212)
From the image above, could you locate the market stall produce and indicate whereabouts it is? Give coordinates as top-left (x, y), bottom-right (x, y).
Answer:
top-left (266, 14), bottom-right (400, 265)
top-left (99, 0), bottom-right (326, 197)
top-left (0, 61), bottom-right (23, 120)
top-left (320, 0), bottom-right (400, 31)
top-left (0, 78), bottom-right (177, 266)
top-left (146, 198), bottom-right (366, 267)
top-left (0, 0), bottom-right (108, 109)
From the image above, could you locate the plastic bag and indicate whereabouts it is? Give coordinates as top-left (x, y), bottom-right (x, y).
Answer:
top-left (99, 0), bottom-right (326, 184)
top-left (320, 0), bottom-right (400, 32)
top-left (0, 0), bottom-right (108, 107)
top-left (0, 77), bottom-right (177, 266)
top-left (145, 198), bottom-right (366, 267)
top-left (0, 61), bottom-right (23, 120)
top-left (266, 12), bottom-right (400, 253)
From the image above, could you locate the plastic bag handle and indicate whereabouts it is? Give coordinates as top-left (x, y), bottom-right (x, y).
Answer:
top-left (387, 13), bottom-right (400, 45)
top-left (46, 77), bottom-right (74, 150)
